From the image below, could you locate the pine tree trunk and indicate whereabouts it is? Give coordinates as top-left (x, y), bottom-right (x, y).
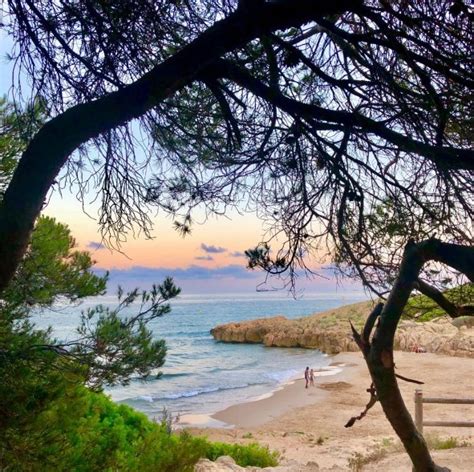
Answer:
top-left (353, 240), bottom-right (474, 472)
top-left (365, 348), bottom-right (447, 471)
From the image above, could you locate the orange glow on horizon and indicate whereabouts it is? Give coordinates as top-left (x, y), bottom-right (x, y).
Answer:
top-left (45, 195), bottom-right (266, 269)
top-left (44, 190), bottom-right (328, 271)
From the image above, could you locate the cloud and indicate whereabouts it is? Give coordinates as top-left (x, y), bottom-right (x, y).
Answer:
top-left (97, 264), bottom-right (257, 284)
top-left (87, 241), bottom-right (106, 250)
top-left (195, 255), bottom-right (214, 261)
top-left (229, 251), bottom-right (246, 258)
top-left (94, 263), bottom-right (364, 293)
top-left (200, 243), bottom-right (227, 254)
top-left (93, 264), bottom-right (256, 293)
top-left (97, 264), bottom-right (342, 284)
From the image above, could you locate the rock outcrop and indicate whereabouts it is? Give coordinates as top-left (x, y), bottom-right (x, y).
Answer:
top-left (395, 318), bottom-right (474, 357)
top-left (210, 301), bottom-right (474, 358)
top-left (194, 455), bottom-right (319, 471)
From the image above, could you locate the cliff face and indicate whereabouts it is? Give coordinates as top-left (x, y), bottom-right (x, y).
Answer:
top-left (210, 301), bottom-right (474, 357)
top-left (394, 319), bottom-right (474, 357)
top-left (211, 315), bottom-right (359, 353)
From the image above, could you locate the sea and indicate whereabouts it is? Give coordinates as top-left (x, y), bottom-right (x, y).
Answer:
top-left (35, 290), bottom-right (367, 425)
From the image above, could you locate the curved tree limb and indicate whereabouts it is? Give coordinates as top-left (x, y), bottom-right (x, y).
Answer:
top-left (0, 0), bottom-right (360, 293)
top-left (345, 383), bottom-right (378, 428)
top-left (209, 60), bottom-right (474, 171)
top-left (415, 279), bottom-right (474, 318)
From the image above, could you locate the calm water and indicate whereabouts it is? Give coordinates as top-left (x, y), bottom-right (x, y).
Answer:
top-left (35, 290), bottom-right (367, 420)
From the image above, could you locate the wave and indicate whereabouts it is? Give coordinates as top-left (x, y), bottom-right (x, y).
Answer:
top-left (161, 330), bottom-right (209, 338)
top-left (130, 382), bottom-right (264, 403)
top-left (108, 370), bottom-right (190, 386)
top-left (264, 368), bottom-right (301, 383)
top-left (136, 395), bottom-right (154, 403)
top-left (160, 372), bottom-right (190, 379)
top-left (317, 366), bottom-right (342, 377)
top-left (207, 361), bottom-right (258, 374)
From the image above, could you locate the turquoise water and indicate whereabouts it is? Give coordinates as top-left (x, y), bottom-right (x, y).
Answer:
top-left (35, 290), bottom-right (367, 420)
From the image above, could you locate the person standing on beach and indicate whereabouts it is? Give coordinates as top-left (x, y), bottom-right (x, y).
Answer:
top-left (304, 366), bottom-right (310, 389)
top-left (309, 368), bottom-right (315, 387)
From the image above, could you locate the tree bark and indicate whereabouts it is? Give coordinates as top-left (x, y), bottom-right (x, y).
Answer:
top-left (357, 239), bottom-right (473, 472)
top-left (0, 0), bottom-right (359, 293)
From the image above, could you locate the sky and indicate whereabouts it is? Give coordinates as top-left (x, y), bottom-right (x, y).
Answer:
top-left (0, 27), bottom-right (363, 295)
top-left (42, 182), bottom-right (358, 294)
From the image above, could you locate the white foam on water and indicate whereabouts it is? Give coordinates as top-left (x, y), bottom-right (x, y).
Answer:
top-left (316, 367), bottom-right (343, 377)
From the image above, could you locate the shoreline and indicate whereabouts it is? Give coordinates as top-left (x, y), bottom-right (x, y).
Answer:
top-left (188, 351), bottom-right (474, 470)
top-left (211, 360), bottom-right (353, 428)
top-left (178, 356), bottom-right (355, 429)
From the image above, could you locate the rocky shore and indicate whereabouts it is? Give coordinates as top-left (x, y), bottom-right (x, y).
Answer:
top-left (211, 300), bottom-right (474, 357)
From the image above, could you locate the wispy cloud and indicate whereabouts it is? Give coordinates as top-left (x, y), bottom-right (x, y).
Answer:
top-left (195, 255), bottom-right (214, 261)
top-left (87, 241), bottom-right (106, 250)
top-left (229, 251), bottom-right (246, 258)
top-left (200, 243), bottom-right (227, 254)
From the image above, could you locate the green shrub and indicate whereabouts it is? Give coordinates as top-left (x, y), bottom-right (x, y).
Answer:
top-left (403, 283), bottom-right (473, 322)
top-left (425, 434), bottom-right (469, 450)
top-left (205, 441), bottom-right (279, 468)
top-left (0, 365), bottom-right (278, 472)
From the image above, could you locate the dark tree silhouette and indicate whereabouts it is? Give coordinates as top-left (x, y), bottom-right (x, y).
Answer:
top-left (0, 1), bottom-right (472, 470)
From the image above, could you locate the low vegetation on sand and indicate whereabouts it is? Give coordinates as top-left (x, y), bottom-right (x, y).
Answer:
top-left (348, 435), bottom-right (470, 472)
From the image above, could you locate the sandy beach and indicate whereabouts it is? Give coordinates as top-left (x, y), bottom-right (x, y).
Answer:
top-left (189, 351), bottom-right (474, 471)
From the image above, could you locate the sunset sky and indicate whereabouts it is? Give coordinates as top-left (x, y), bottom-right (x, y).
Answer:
top-left (0, 32), bottom-right (361, 295)
top-left (41, 184), bottom-right (355, 294)
top-left (42, 186), bottom-right (280, 292)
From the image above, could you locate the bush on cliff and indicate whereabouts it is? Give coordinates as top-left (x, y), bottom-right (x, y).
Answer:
top-left (403, 283), bottom-right (473, 322)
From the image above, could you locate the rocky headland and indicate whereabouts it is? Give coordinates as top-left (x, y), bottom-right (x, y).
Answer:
top-left (210, 300), bottom-right (474, 358)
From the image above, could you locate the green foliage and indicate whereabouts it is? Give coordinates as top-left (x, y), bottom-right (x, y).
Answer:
top-left (1, 98), bottom-right (107, 310)
top-left (0, 98), bottom-right (277, 471)
top-left (0, 336), bottom-right (278, 471)
top-left (0, 96), bottom-right (180, 387)
top-left (403, 283), bottom-right (473, 322)
top-left (204, 441), bottom-right (279, 468)
top-left (425, 434), bottom-right (469, 450)
top-left (2, 215), bottom-right (108, 308)
top-left (0, 96), bottom-right (47, 195)
top-left (74, 279), bottom-right (180, 389)
top-left (0, 206), bottom-right (180, 389)
top-left (0, 320), bottom-right (85, 470)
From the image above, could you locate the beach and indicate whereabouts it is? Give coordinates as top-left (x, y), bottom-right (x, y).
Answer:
top-left (189, 351), bottom-right (474, 471)
top-left (38, 292), bottom-right (367, 418)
